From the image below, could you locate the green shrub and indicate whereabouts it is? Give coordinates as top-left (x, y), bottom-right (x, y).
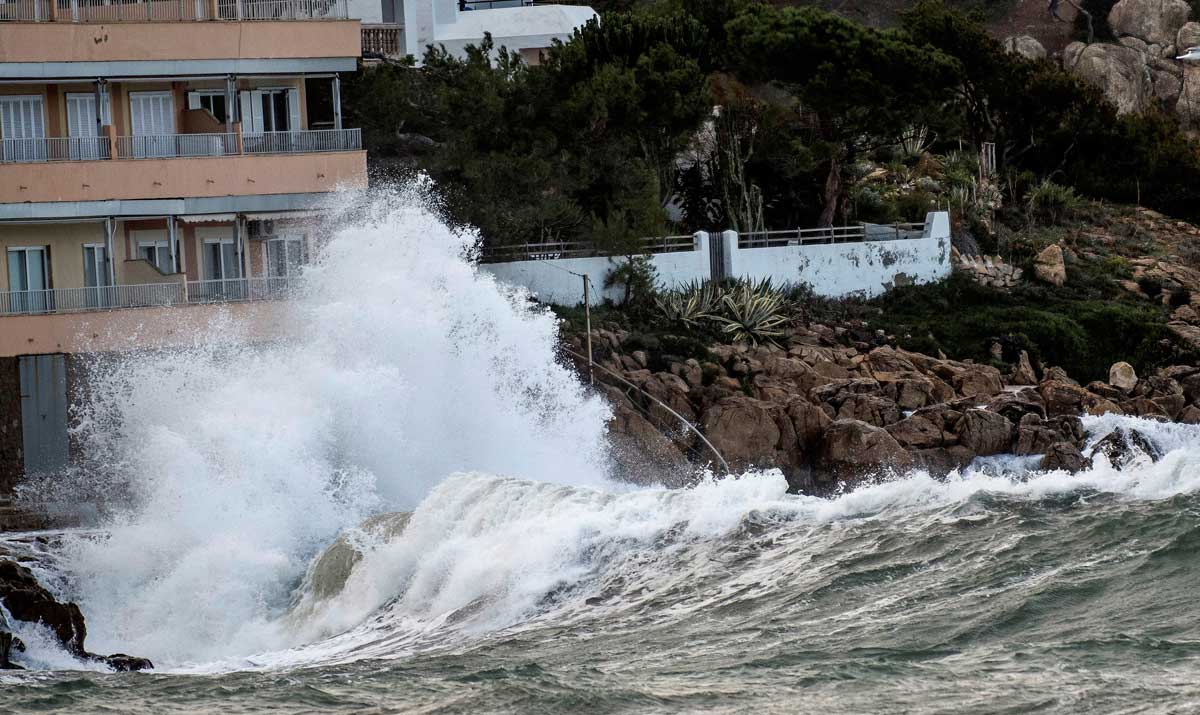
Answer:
top-left (1026, 179), bottom-right (1083, 225)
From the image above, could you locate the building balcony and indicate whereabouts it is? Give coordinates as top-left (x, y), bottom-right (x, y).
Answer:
top-left (0, 0), bottom-right (347, 23)
top-left (361, 23), bottom-right (405, 58)
top-left (0, 129), bottom-right (366, 205)
top-left (0, 4), bottom-right (359, 71)
top-left (0, 276), bottom-right (295, 316)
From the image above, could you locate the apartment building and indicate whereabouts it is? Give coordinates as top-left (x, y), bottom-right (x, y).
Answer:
top-left (0, 0), bottom-right (368, 491)
top-left (0, 0), bottom-right (367, 319)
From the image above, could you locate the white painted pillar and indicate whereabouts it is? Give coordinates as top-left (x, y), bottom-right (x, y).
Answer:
top-left (720, 229), bottom-right (738, 281)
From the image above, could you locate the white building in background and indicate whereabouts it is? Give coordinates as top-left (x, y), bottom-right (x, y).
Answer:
top-left (356, 0), bottom-right (597, 63)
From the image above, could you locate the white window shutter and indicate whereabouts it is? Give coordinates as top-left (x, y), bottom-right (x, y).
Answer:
top-left (239, 90), bottom-right (255, 132)
top-left (187, 92), bottom-right (201, 110)
top-left (287, 88), bottom-right (301, 132)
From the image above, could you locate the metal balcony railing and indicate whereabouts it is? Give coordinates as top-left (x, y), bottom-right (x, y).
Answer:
top-left (0, 277), bottom-right (296, 316)
top-left (242, 129), bottom-right (361, 155)
top-left (0, 0), bottom-right (347, 21)
top-left (185, 277), bottom-right (294, 303)
top-left (0, 130), bottom-right (359, 163)
top-left (738, 222), bottom-right (926, 248)
top-left (116, 133), bottom-right (239, 160)
top-left (0, 136), bottom-right (111, 163)
top-left (479, 235), bottom-right (696, 263)
top-left (362, 23), bottom-right (404, 56)
top-left (0, 282), bottom-right (183, 315)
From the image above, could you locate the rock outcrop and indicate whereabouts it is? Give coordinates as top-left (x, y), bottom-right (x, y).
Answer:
top-left (0, 559), bottom-right (152, 671)
top-left (1108, 0), bottom-right (1191, 47)
top-left (1004, 34), bottom-right (1047, 60)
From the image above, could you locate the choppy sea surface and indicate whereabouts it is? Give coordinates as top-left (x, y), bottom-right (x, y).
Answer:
top-left (2, 188), bottom-right (1198, 713)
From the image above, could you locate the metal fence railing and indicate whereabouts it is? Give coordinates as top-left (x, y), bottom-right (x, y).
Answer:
top-left (362, 23), bottom-right (404, 56)
top-left (116, 133), bottom-right (238, 159)
top-left (0, 282), bottom-right (184, 316)
top-left (0, 0), bottom-right (347, 21)
top-left (242, 128), bottom-right (361, 155)
top-left (738, 222), bottom-right (926, 249)
top-left (1, 136), bottom-right (111, 163)
top-left (0, 277), bottom-right (296, 316)
top-left (0, 0), bottom-right (50, 20)
top-left (479, 222), bottom-right (929, 263)
top-left (0, 131), bottom-right (358, 163)
top-left (479, 235), bottom-right (697, 263)
top-left (216, 0), bottom-right (346, 19)
top-left (185, 277), bottom-right (294, 303)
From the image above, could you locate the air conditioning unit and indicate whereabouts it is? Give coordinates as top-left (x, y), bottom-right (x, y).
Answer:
top-left (248, 219), bottom-right (276, 239)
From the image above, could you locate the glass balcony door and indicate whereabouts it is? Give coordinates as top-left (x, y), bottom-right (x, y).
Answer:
top-left (6, 246), bottom-right (50, 314)
top-left (83, 243), bottom-right (112, 308)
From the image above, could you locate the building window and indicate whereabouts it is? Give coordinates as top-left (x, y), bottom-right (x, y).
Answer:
top-left (204, 239), bottom-right (241, 281)
top-left (6, 246), bottom-right (50, 313)
top-left (266, 236), bottom-right (306, 278)
top-left (138, 240), bottom-right (173, 274)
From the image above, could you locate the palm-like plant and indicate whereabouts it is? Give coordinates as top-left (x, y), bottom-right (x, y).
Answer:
top-left (709, 279), bottom-right (792, 346)
top-left (655, 280), bottom-right (722, 328)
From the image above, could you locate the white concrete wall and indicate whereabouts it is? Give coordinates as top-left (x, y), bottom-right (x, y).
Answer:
top-left (482, 212), bottom-right (951, 307)
top-left (727, 212), bottom-right (951, 298)
top-left (483, 233), bottom-right (710, 306)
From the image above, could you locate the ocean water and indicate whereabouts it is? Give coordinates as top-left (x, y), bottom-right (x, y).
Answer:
top-left (2, 189), bottom-right (1199, 714)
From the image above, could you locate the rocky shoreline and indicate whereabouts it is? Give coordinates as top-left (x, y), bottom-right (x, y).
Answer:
top-left (0, 559), bottom-right (151, 671)
top-left (568, 323), bottom-right (1199, 491)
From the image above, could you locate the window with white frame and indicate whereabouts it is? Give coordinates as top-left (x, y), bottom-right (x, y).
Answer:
top-left (203, 239), bottom-right (241, 281)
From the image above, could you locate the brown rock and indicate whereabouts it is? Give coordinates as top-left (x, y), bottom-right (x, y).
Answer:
top-left (953, 364), bottom-right (1005, 398)
top-left (886, 414), bottom-right (957, 450)
top-left (1042, 366), bottom-right (1077, 385)
top-left (1039, 380), bottom-right (1095, 417)
top-left (1011, 350), bottom-right (1038, 386)
top-left (818, 419), bottom-right (914, 481)
top-left (701, 396), bottom-right (781, 468)
top-left (1180, 405), bottom-right (1200, 424)
top-left (836, 394), bottom-right (902, 427)
top-left (787, 398), bottom-right (833, 451)
top-left (954, 409), bottom-right (1015, 456)
top-left (1041, 442), bottom-right (1089, 473)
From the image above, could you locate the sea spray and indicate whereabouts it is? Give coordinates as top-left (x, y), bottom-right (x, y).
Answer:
top-left (57, 187), bottom-right (616, 665)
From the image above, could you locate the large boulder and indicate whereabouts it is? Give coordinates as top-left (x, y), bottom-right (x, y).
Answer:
top-left (1109, 361), bottom-right (1139, 392)
top-left (1035, 244), bottom-right (1069, 286)
top-left (1091, 428), bottom-right (1162, 467)
top-left (1042, 441), bottom-right (1090, 472)
top-left (701, 396), bottom-right (783, 469)
top-left (1109, 0), bottom-right (1191, 47)
top-left (0, 559), bottom-right (152, 671)
top-left (954, 409), bottom-right (1015, 456)
top-left (1004, 34), bottom-right (1047, 60)
top-left (819, 419), bottom-right (914, 482)
top-left (1067, 44), bottom-right (1152, 115)
top-left (1040, 379), bottom-right (1096, 416)
top-left (1179, 21), bottom-right (1200, 49)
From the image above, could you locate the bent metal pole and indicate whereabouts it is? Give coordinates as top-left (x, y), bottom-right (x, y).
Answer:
top-left (560, 346), bottom-right (731, 475)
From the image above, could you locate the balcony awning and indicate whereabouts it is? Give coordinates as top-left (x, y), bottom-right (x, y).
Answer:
top-left (242, 211), bottom-right (322, 221)
top-left (178, 213), bottom-right (237, 224)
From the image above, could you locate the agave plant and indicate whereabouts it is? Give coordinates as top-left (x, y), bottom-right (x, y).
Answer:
top-left (710, 278), bottom-right (793, 346)
top-left (655, 280), bottom-right (722, 329)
